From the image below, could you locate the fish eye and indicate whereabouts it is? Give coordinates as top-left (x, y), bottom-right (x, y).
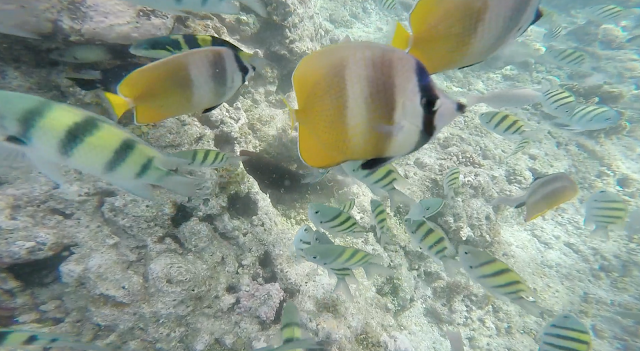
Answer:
top-left (464, 251), bottom-right (468, 254)
top-left (469, 265), bottom-right (473, 269)
top-left (315, 211), bottom-right (320, 214)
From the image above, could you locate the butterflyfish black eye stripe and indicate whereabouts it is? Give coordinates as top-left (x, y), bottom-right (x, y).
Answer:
top-left (59, 117), bottom-right (101, 157)
top-left (105, 138), bottom-right (137, 173)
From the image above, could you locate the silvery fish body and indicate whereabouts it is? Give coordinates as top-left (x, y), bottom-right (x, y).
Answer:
top-left (307, 203), bottom-right (368, 237)
top-left (584, 190), bottom-right (628, 239)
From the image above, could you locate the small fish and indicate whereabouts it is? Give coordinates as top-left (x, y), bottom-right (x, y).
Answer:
top-left (104, 47), bottom-right (255, 124)
top-left (307, 203), bottom-right (368, 237)
top-left (555, 105), bottom-right (621, 131)
top-left (583, 5), bottom-right (627, 23)
top-left (543, 48), bottom-right (590, 69)
top-left (446, 330), bottom-right (464, 351)
top-left (508, 139), bottom-right (531, 157)
top-left (123, 0), bottom-right (267, 17)
top-left (0, 329), bottom-right (109, 351)
top-left (50, 45), bottom-right (113, 63)
top-left (459, 245), bottom-right (545, 317)
top-left (0, 91), bottom-right (199, 199)
top-left (492, 172), bottom-right (578, 222)
top-left (293, 225), bottom-right (334, 260)
top-left (539, 313), bottom-right (591, 351)
top-left (303, 244), bottom-right (394, 279)
top-left (370, 199), bottom-right (392, 246)
top-left (390, 0), bottom-right (543, 73)
top-left (377, 0), bottom-right (396, 11)
top-left (465, 88), bottom-right (543, 109)
top-left (415, 198), bottom-right (445, 218)
top-left (301, 167), bottom-right (330, 184)
top-left (584, 190), bottom-right (628, 240)
top-left (129, 35), bottom-right (256, 62)
top-left (338, 198), bottom-right (356, 213)
top-left (540, 88), bottom-right (578, 118)
top-left (443, 167), bottom-right (460, 199)
top-left (254, 302), bottom-right (324, 351)
top-left (172, 149), bottom-right (246, 168)
top-left (325, 267), bottom-right (360, 301)
top-left (477, 111), bottom-right (536, 139)
top-left (543, 26), bottom-right (564, 41)
top-left (341, 160), bottom-right (417, 211)
top-left (65, 63), bottom-right (144, 94)
top-left (403, 217), bottom-right (459, 276)
top-left (284, 41), bottom-right (465, 170)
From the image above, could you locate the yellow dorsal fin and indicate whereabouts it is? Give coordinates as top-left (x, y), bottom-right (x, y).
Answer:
top-left (390, 22), bottom-right (411, 50)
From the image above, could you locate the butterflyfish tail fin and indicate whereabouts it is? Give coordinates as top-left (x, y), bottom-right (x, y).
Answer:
top-left (103, 92), bottom-right (133, 119)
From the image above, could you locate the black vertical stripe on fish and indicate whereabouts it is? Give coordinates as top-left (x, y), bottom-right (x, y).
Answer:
top-left (419, 227), bottom-right (434, 243)
top-left (23, 335), bottom-right (40, 345)
top-left (135, 157), bottom-right (154, 179)
top-left (104, 139), bottom-right (137, 173)
top-left (477, 268), bottom-right (512, 279)
top-left (512, 124), bottom-right (524, 135)
top-left (351, 251), bottom-right (372, 266)
top-left (541, 341), bottom-right (583, 351)
top-left (232, 52), bottom-right (250, 83)
top-left (550, 325), bottom-right (590, 334)
top-left (503, 120), bottom-right (521, 134)
top-left (323, 212), bottom-right (344, 225)
top-left (543, 333), bottom-right (591, 345)
top-left (281, 321), bottom-right (301, 331)
top-left (329, 216), bottom-right (354, 230)
top-left (376, 216), bottom-right (386, 225)
top-left (486, 111), bottom-right (501, 124)
top-left (427, 236), bottom-right (444, 251)
top-left (201, 149), bottom-right (212, 165)
top-left (181, 34), bottom-right (202, 50)
top-left (470, 258), bottom-right (497, 269)
top-left (492, 280), bottom-right (522, 289)
top-left (210, 150), bottom-right (222, 165)
top-left (59, 117), bottom-right (101, 158)
top-left (493, 114), bottom-right (510, 130)
top-left (17, 102), bottom-right (51, 142)
top-left (190, 150), bottom-right (197, 165)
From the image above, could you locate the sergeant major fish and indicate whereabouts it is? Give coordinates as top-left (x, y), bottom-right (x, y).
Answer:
top-left (554, 105), bottom-right (621, 131)
top-left (172, 149), bottom-right (246, 168)
top-left (459, 245), bottom-right (547, 317)
top-left (0, 90), bottom-right (199, 199)
top-left (477, 111), bottom-right (538, 139)
top-left (303, 244), bottom-right (394, 279)
top-left (370, 199), bottom-right (392, 246)
top-left (307, 203), bottom-right (368, 237)
top-left (390, 0), bottom-right (543, 74)
top-left (404, 217), bottom-right (459, 276)
top-left (443, 167), bottom-right (460, 199)
top-left (293, 224), bottom-right (333, 260)
top-left (538, 313), bottom-right (591, 351)
top-left (254, 302), bottom-right (324, 351)
top-left (584, 190), bottom-right (628, 240)
top-left (492, 172), bottom-right (578, 222)
top-left (104, 47), bottom-right (256, 124)
top-left (0, 329), bottom-right (109, 351)
top-left (284, 41), bottom-right (465, 171)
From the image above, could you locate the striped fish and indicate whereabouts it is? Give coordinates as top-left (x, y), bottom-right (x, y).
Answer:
top-left (477, 111), bottom-right (534, 139)
top-left (307, 203), bottom-right (367, 237)
top-left (543, 48), bottom-right (590, 69)
top-left (255, 303), bottom-right (324, 351)
top-left (543, 26), bottom-right (563, 41)
top-left (293, 224), bottom-right (316, 260)
top-left (584, 190), bottom-right (628, 240)
top-left (459, 245), bottom-right (546, 317)
top-left (584, 4), bottom-right (626, 22)
top-left (326, 267), bottom-right (359, 301)
top-left (404, 217), bottom-right (459, 276)
top-left (556, 105), bottom-right (621, 131)
top-left (0, 329), bottom-right (108, 351)
top-left (338, 198), bottom-right (356, 213)
top-left (341, 160), bottom-right (417, 211)
top-left (172, 149), bottom-right (246, 168)
top-left (540, 88), bottom-right (577, 118)
top-left (508, 139), bottom-right (531, 157)
top-left (377, 0), bottom-right (396, 11)
top-left (370, 199), bottom-right (392, 245)
top-left (0, 90), bottom-right (199, 199)
top-left (303, 244), bottom-right (394, 279)
top-left (539, 313), bottom-right (591, 351)
top-left (129, 34), bottom-right (259, 61)
top-left (443, 167), bottom-right (460, 200)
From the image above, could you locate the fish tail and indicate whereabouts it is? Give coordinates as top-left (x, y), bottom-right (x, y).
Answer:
top-left (281, 96), bottom-right (297, 129)
top-left (103, 92), bottom-right (133, 119)
top-left (514, 299), bottom-right (548, 318)
top-left (405, 202), bottom-right (427, 220)
top-left (333, 277), bottom-right (354, 302)
top-left (388, 188), bottom-right (417, 212)
top-left (491, 195), bottom-right (526, 208)
top-left (442, 258), bottom-right (461, 277)
top-left (590, 225), bottom-right (610, 240)
top-left (390, 22), bottom-right (411, 50)
top-left (363, 262), bottom-right (394, 279)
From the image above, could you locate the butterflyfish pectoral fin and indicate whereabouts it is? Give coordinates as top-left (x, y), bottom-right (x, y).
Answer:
top-left (390, 22), bottom-right (411, 50)
top-left (281, 96), bottom-right (297, 130)
top-left (103, 92), bottom-right (133, 119)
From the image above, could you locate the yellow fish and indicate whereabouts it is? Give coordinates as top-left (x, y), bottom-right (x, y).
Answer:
top-left (104, 47), bottom-right (255, 125)
top-left (284, 41), bottom-right (465, 171)
top-left (391, 0), bottom-right (543, 74)
top-left (492, 172), bottom-right (578, 222)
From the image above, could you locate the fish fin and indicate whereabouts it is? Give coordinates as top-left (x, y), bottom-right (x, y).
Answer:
top-left (238, 0), bottom-right (267, 16)
top-left (360, 157), bottom-right (394, 171)
top-left (513, 299), bottom-right (546, 318)
top-left (388, 188), bottom-right (417, 212)
top-left (103, 92), bottom-right (133, 119)
top-left (458, 61), bottom-right (483, 70)
top-left (390, 22), bottom-right (411, 50)
top-left (154, 173), bottom-right (200, 198)
top-left (491, 195), bottom-right (527, 208)
top-left (363, 263), bottom-right (394, 279)
top-left (116, 181), bottom-right (155, 200)
top-left (226, 156), bottom-right (248, 167)
top-left (66, 77), bottom-right (103, 91)
top-left (27, 152), bottom-right (66, 187)
top-left (406, 203), bottom-right (427, 220)
top-left (281, 96), bottom-right (297, 129)
top-left (270, 339), bottom-right (325, 351)
top-left (590, 226), bottom-right (610, 240)
top-left (442, 258), bottom-right (461, 278)
top-left (132, 103), bottom-right (179, 125)
top-left (333, 277), bottom-right (354, 302)
top-left (202, 104), bottom-right (221, 114)
top-left (526, 209), bottom-right (548, 222)
top-left (0, 142), bottom-right (28, 166)
top-left (339, 35), bottom-right (352, 44)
